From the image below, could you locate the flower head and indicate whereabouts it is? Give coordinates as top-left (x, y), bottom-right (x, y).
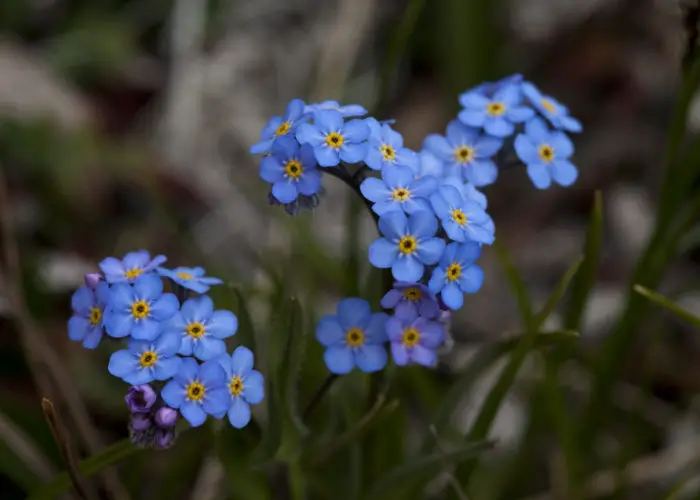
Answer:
top-left (163, 295), bottom-right (237, 361)
top-left (250, 98), bottom-right (307, 155)
top-left (522, 82), bottom-right (582, 133)
top-left (316, 298), bottom-right (389, 374)
top-left (99, 250), bottom-right (167, 284)
top-left (428, 242), bottom-right (484, 310)
top-left (215, 346), bottom-right (265, 429)
top-left (260, 135), bottom-right (322, 204)
top-left (296, 110), bottom-right (370, 167)
top-left (104, 275), bottom-right (179, 340)
top-left (430, 185), bottom-right (495, 244)
top-left (387, 312), bottom-right (445, 367)
top-left (360, 164), bottom-right (437, 216)
top-left (514, 118), bottom-right (578, 189)
top-left (423, 120), bottom-right (503, 186)
top-left (161, 358), bottom-right (229, 427)
top-left (381, 282), bottom-right (439, 319)
top-left (68, 281), bottom-right (110, 349)
top-left (369, 211), bottom-right (446, 283)
top-left (458, 83), bottom-right (534, 138)
top-left (364, 118), bottom-right (419, 171)
top-left (304, 100), bottom-right (367, 118)
top-left (125, 384), bottom-right (157, 413)
top-left (108, 331), bottom-right (182, 385)
top-left (157, 266), bottom-right (223, 294)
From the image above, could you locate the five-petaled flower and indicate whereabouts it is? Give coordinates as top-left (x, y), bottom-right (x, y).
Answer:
top-left (369, 211), bottom-right (446, 283)
top-left (364, 118), bottom-right (419, 171)
top-left (260, 135), bottom-right (322, 204)
top-left (381, 282), bottom-right (439, 319)
top-left (161, 358), bottom-right (230, 427)
top-left (215, 346), bottom-right (265, 429)
top-left (428, 242), bottom-right (485, 310)
top-left (360, 164), bottom-right (437, 216)
top-left (68, 281), bottom-right (110, 349)
top-left (458, 83), bottom-right (534, 138)
top-left (108, 331), bottom-right (182, 385)
top-left (316, 298), bottom-right (389, 374)
top-left (514, 118), bottom-right (578, 189)
top-left (430, 185), bottom-right (495, 245)
top-left (164, 295), bottom-right (238, 361)
top-left (296, 109), bottom-right (370, 167)
top-left (100, 250), bottom-right (167, 284)
top-left (386, 311), bottom-right (445, 367)
top-left (104, 274), bottom-right (179, 340)
top-left (522, 82), bottom-right (582, 133)
top-left (250, 98), bottom-right (306, 155)
top-left (157, 266), bottom-right (223, 294)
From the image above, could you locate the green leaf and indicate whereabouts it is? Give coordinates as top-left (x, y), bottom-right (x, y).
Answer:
top-left (564, 191), bottom-right (603, 331)
top-left (365, 441), bottom-right (495, 500)
top-left (493, 239), bottom-right (534, 329)
top-left (281, 297), bottom-right (309, 438)
top-left (534, 256), bottom-right (584, 330)
top-left (633, 285), bottom-right (700, 329)
top-left (232, 287), bottom-right (257, 353)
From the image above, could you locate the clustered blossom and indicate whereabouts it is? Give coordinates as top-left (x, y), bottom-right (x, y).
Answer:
top-left (249, 75), bottom-right (581, 371)
top-left (67, 250), bottom-right (265, 448)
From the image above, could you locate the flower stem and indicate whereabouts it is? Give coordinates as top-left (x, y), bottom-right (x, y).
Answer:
top-left (303, 374), bottom-right (339, 421)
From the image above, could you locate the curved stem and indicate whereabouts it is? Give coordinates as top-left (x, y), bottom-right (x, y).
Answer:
top-left (323, 165), bottom-right (378, 225)
top-left (303, 374), bottom-right (340, 421)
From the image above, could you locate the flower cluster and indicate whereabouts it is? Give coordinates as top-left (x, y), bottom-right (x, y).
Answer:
top-left (67, 251), bottom-right (265, 447)
top-left (251, 75), bottom-right (581, 372)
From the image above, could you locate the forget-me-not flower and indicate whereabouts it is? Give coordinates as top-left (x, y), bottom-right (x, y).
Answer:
top-left (104, 274), bottom-right (179, 340)
top-left (108, 331), bottom-right (182, 385)
top-left (430, 185), bottom-right (495, 244)
top-left (157, 266), bottom-right (223, 294)
top-left (381, 282), bottom-right (439, 319)
top-left (522, 82), bottom-right (582, 133)
top-left (458, 83), bottom-right (534, 138)
top-left (360, 164), bottom-right (437, 216)
top-left (68, 281), bottom-right (110, 349)
top-left (316, 297), bottom-right (389, 374)
top-left (304, 100), bottom-right (367, 118)
top-left (215, 346), bottom-right (265, 428)
top-left (259, 135), bottom-right (322, 203)
top-left (364, 118), bottom-right (419, 171)
top-left (369, 211), bottom-right (446, 282)
top-left (100, 250), bottom-right (167, 284)
top-left (428, 242), bottom-right (484, 310)
top-left (514, 118), bottom-right (578, 189)
top-left (386, 311), bottom-right (445, 367)
top-left (250, 98), bottom-right (306, 155)
top-left (164, 295), bottom-right (237, 361)
top-left (296, 110), bottom-right (370, 167)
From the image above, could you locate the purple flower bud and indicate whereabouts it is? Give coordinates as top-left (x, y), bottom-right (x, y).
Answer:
top-left (153, 429), bottom-right (176, 450)
top-left (129, 425), bottom-right (155, 448)
top-left (437, 309), bottom-right (451, 324)
top-left (84, 273), bottom-right (103, 289)
top-left (125, 384), bottom-right (157, 413)
top-left (154, 407), bottom-right (178, 429)
top-left (129, 413), bottom-right (152, 432)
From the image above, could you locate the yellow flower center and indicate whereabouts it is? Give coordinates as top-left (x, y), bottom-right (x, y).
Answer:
top-left (325, 132), bottom-right (344, 149)
top-left (229, 376), bottom-right (244, 396)
top-left (538, 144), bottom-right (554, 162)
top-left (487, 102), bottom-right (506, 116)
top-left (275, 121), bottom-right (291, 136)
top-left (398, 236), bottom-right (417, 255)
top-left (392, 188), bottom-right (411, 201)
top-left (402, 287), bottom-right (422, 301)
top-left (447, 262), bottom-right (462, 281)
top-left (139, 351), bottom-right (158, 368)
top-left (540, 99), bottom-right (556, 113)
top-left (89, 307), bottom-right (102, 326)
top-left (381, 144), bottom-right (396, 161)
top-left (451, 209), bottom-right (467, 226)
top-left (186, 322), bottom-right (206, 339)
top-left (402, 328), bottom-right (420, 347)
top-left (186, 382), bottom-right (205, 401)
top-left (124, 268), bottom-right (142, 280)
top-left (177, 272), bottom-right (193, 280)
top-left (454, 146), bottom-right (474, 164)
top-left (345, 327), bottom-right (365, 347)
top-left (131, 301), bottom-right (149, 319)
top-left (285, 159), bottom-right (303, 179)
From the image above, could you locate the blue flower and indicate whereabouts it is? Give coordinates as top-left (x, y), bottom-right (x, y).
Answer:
top-left (381, 282), bottom-right (439, 319)
top-left (364, 118), bottom-right (419, 171)
top-left (316, 298), bottom-right (389, 374)
top-left (108, 331), bottom-right (182, 384)
top-left (514, 118), bottom-right (578, 189)
top-left (250, 98), bottom-right (306, 155)
top-left (428, 242), bottom-right (484, 310)
top-left (157, 266), bottom-right (223, 294)
top-left (304, 100), bottom-right (367, 118)
top-left (522, 82), bottom-right (582, 133)
top-left (260, 135), bottom-right (322, 203)
top-left (458, 83), bottom-right (534, 138)
top-left (386, 311), bottom-right (445, 367)
top-left (369, 211), bottom-right (446, 282)
top-left (163, 295), bottom-right (237, 361)
top-left (68, 281), bottom-right (110, 349)
top-left (215, 346), bottom-right (265, 428)
top-left (99, 250), bottom-right (167, 284)
top-left (161, 357), bottom-right (229, 427)
top-left (360, 164), bottom-right (437, 216)
top-left (413, 150), bottom-right (445, 179)
top-left (423, 120), bottom-right (503, 186)
top-left (458, 74), bottom-right (524, 102)
top-left (104, 274), bottom-right (179, 340)
top-left (429, 185), bottom-right (495, 244)
top-left (296, 110), bottom-right (370, 167)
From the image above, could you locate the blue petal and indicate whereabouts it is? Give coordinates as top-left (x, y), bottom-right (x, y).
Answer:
top-left (207, 310), bottom-right (238, 339)
top-left (182, 296), bottom-right (212, 322)
top-left (383, 164), bottom-right (414, 188)
top-left (339, 142), bottom-right (368, 164)
top-left (131, 318), bottom-right (161, 341)
top-left (408, 211), bottom-right (438, 238)
top-left (176, 357), bottom-right (199, 385)
top-left (474, 136), bottom-right (503, 157)
top-left (380, 289), bottom-right (402, 309)
top-left (71, 287), bottom-right (94, 314)
top-left (337, 298), bottom-right (371, 329)
top-left (446, 120), bottom-right (478, 146)
top-left (150, 293), bottom-right (179, 321)
top-left (551, 160), bottom-right (578, 186)
top-left (369, 238), bottom-right (398, 268)
top-left (82, 327), bottom-right (103, 349)
top-left (458, 265), bottom-right (485, 293)
top-left (324, 345), bottom-right (354, 374)
top-left (272, 135), bottom-right (299, 158)
top-left (441, 283), bottom-right (464, 310)
top-left (459, 92), bottom-right (490, 108)
top-left (314, 110), bottom-right (343, 132)
top-left (378, 211), bottom-right (407, 240)
top-left (123, 368), bottom-right (154, 385)
top-left (204, 388), bottom-right (230, 418)
top-left (396, 148), bottom-right (419, 171)
top-left (410, 175), bottom-right (437, 198)
top-left (410, 345), bottom-right (437, 367)
top-left (403, 198), bottom-right (431, 214)
top-left (493, 84), bottom-right (520, 106)
top-left (360, 177), bottom-right (390, 203)
top-left (242, 370), bottom-right (265, 404)
top-left (109, 283), bottom-right (133, 310)
top-left (108, 350), bottom-right (139, 379)
top-left (484, 117), bottom-right (513, 138)
top-left (194, 338), bottom-right (227, 361)
top-left (179, 336), bottom-right (195, 356)
top-left (364, 144), bottom-right (384, 170)
top-left (228, 398), bottom-right (251, 429)
top-left (416, 238), bottom-right (446, 265)
top-left (455, 241), bottom-right (482, 263)
top-left (123, 251), bottom-right (150, 270)
top-left (443, 220), bottom-right (465, 242)
top-left (155, 330), bottom-right (182, 356)
top-left (231, 346), bottom-right (255, 376)
top-left (373, 201), bottom-right (400, 216)
top-left (272, 181), bottom-right (298, 203)
top-left (316, 316), bottom-right (344, 346)
top-left (417, 319), bottom-right (444, 347)
top-left (466, 224), bottom-right (495, 245)
top-left (161, 380), bottom-right (185, 408)
top-left (514, 134), bottom-right (540, 164)
top-left (250, 139), bottom-right (274, 155)
top-left (364, 312), bottom-right (389, 343)
top-left (428, 268), bottom-right (447, 295)
top-left (391, 343), bottom-right (410, 365)
top-left (181, 401), bottom-right (207, 427)
top-left (284, 98), bottom-right (305, 121)
top-left (95, 282), bottom-right (111, 306)
top-left (551, 132), bottom-right (574, 158)
top-left (457, 110), bottom-right (485, 128)
top-left (153, 357), bottom-right (182, 380)
top-left (314, 145), bottom-right (340, 167)
top-left (133, 275), bottom-right (163, 300)
top-left (440, 243), bottom-right (458, 267)
top-left (439, 184), bottom-right (463, 208)
top-left (467, 160), bottom-right (498, 186)
top-left (200, 360), bottom-right (227, 388)
top-left (383, 124), bottom-right (403, 148)
top-left (527, 164), bottom-right (553, 189)
top-left (339, 104), bottom-right (367, 117)
top-left (393, 256), bottom-right (423, 282)
top-left (386, 316), bottom-right (407, 342)
top-left (261, 116), bottom-right (284, 139)
top-left (260, 156), bottom-right (284, 183)
top-left (297, 171), bottom-right (322, 196)
top-left (525, 118), bottom-right (549, 142)
top-left (99, 257), bottom-right (125, 282)
top-left (355, 344), bottom-right (388, 373)
top-left (429, 192), bottom-right (450, 219)
top-left (423, 134), bottom-right (453, 160)
top-left (507, 106), bottom-right (535, 123)
top-left (68, 316), bottom-right (90, 341)
top-left (560, 116), bottom-right (582, 133)
top-left (104, 311), bottom-right (133, 338)
top-left (343, 119), bottom-right (370, 142)
top-left (296, 123), bottom-right (324, 147)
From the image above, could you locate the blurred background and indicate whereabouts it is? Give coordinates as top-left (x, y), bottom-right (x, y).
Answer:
top-left (2, 0), bottom-right (700, 498)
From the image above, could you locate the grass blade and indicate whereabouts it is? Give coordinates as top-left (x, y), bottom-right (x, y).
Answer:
top-left (633, 284), bottom-right (700, 329)
top-left (534, 256), bottom-right (584, 330)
